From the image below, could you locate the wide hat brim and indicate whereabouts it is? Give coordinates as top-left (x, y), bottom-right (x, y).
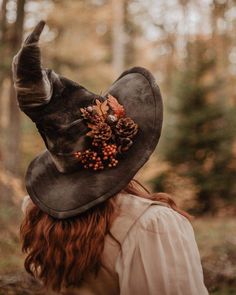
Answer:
top-left (25, 67), bottom-right (163, 219)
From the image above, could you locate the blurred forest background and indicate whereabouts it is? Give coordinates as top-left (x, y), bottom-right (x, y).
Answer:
top-left (0, 0), bottom-right (235, 294)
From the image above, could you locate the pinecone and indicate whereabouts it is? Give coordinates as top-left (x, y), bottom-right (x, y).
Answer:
top-left (115, 117), bottom-right (138, 139)
top-left (87, 122), bottom-right (112, 146)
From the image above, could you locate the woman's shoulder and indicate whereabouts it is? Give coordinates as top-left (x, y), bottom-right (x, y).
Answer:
top-left (114, 193), bottom-right (193, 242)
top-left (136, 202), bottom-right (192, 235)
top-left (116, 194), bottom-right (197, 260)
top-left (117, 192), bottom-right (190, 225)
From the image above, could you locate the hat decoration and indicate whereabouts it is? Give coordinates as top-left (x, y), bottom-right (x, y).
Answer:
top-left (75, 94), bottom-right (139, 171)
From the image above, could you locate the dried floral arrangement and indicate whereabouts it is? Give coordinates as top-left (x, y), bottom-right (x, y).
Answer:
top-left (74, 94), bottom-right (138, 170)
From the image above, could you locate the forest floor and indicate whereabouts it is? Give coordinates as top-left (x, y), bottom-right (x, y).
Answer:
top-left (0, 168), bottom-right (235, 294)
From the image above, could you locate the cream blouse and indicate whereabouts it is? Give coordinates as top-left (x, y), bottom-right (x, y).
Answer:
top-left (22, 193), bottom-right (208, 295)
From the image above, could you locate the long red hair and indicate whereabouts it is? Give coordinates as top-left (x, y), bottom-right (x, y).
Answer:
top-left (20, 179), bottom-right (191, 292)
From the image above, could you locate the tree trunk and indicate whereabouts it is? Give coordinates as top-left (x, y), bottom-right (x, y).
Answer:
top-left (0, 0), bottom-right (9, 161)
top-left (112, 0), bottom-right (125, 76)
top-left (4, 0), bottom-right (26, 175)
top-left (0, 0), bottom-right (8, 43)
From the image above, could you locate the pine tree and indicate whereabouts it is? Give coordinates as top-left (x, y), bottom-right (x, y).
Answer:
top-left (155, 39), bottom-right (236, 214)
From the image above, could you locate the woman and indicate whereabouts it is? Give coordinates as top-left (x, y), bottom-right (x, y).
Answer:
top-left (14, 21), bottom-right (208, 294)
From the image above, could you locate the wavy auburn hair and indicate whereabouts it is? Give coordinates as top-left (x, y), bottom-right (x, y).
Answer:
top-left (20, 179), bottom-right (191, 292)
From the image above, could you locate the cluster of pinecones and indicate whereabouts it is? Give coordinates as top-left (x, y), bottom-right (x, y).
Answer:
top-left (81, 107), bottom-right (138, 150)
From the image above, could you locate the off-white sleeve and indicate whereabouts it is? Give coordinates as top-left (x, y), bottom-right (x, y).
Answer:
top-left (115, 206), bottom-right (209, 295)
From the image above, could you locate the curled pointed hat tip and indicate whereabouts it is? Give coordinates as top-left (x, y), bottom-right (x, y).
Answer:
top-left (32, 20), bottom-right (46, 37)
top-left (24, 20), bottom-right (46, 45)
top-left (37, 20), bottom-right (46, 30)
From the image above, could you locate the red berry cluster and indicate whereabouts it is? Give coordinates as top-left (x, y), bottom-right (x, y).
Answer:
top-left (75, 150), bottom-right (104, 170)
top-left (102, 143), bottom-right (118, 167)
top-left (74, 143), bottom-right (118, 171)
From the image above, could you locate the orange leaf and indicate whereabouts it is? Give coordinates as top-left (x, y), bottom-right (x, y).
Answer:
top-left (100, 100), bottom-right (109, 116)
top-left (107, 94), bottom-right (125, 118)
top-left (94, 99), bottom-right (109, 118)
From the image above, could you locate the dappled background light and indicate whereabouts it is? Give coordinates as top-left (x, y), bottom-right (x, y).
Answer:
top-left (0, 0), bottom-right (235, 294)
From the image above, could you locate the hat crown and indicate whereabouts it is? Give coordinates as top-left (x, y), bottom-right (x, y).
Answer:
top-left (31, 75), bottom-right (102, 172)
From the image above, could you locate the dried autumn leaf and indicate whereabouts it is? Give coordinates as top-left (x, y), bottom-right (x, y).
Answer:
top-left (94, 99), bottom-right (109, 118)
top-left (100, 100), bottom-right (109, 116)
top-left (107, 94), bottom-right (125, 118)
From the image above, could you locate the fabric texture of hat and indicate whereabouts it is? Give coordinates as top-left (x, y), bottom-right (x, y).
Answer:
top-left (12, 21), bottom-right (163, 219)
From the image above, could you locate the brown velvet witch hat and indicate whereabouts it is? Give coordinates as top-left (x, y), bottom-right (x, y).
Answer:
top-left (12, 21), bottom-right (163, 219)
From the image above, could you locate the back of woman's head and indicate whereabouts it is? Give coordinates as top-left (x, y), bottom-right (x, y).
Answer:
top-left (20, 180), bottom-right (191, 292)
